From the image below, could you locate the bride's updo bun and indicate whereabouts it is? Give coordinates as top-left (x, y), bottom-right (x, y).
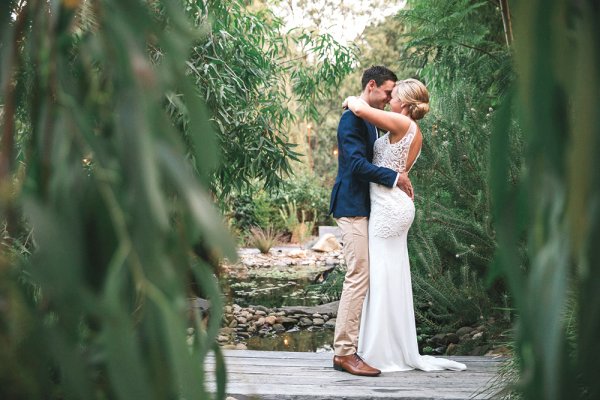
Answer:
top-left (395, 79), bottom-right (430, 120)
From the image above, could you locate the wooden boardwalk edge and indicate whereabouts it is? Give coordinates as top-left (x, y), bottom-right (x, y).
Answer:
top-left (205, 350), bottom-right (506, 399)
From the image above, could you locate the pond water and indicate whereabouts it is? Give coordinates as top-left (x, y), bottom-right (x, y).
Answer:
top-left (220, 277), bottom-right (335, 308)
top-left (246, 330), bottom-right (334, 353)
top-left (220, 267), bottom-right (343, 352)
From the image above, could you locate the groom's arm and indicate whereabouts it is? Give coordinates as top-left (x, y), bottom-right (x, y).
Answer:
top-left (340, 114), bottom-right (397, 188)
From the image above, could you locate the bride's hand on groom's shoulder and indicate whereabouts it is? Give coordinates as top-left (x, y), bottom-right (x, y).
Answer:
top-left (342, 96), bottom-right (359, 110)
top-left (342, 96), bottom-right (352, 109)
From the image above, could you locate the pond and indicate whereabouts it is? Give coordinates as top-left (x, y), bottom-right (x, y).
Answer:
top-left (219, 265), bottom-right (344, 352)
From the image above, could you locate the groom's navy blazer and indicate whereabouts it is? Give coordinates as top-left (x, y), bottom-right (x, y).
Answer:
top-left (329, 110), bottom-right (398, 218)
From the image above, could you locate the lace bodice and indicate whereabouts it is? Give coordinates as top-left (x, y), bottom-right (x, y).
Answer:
top-left (372, 121), bottom-right (420, 173)
top-left (369, 121), bottom-right (420, 238)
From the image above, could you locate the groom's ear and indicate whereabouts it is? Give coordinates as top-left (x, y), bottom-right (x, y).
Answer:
top-left (366, 80), bottom-right (377, 91)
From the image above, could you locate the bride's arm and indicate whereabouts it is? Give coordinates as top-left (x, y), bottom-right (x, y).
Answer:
top-left (344, 96), bottom-right (411, 134)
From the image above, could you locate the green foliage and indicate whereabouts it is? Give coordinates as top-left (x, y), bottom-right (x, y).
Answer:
top-left (489, 0), bottom-right (600, 399)
top-left (248, 226), bottom-right (282, 254)
top-left (1, 0), bottom-right (235, 398)
top-left (224, 170), bottom-right (333, 241)
top-left (278, 199), bottom-right (316, 244)
top-left (171, 0), bottom-right (356, 197)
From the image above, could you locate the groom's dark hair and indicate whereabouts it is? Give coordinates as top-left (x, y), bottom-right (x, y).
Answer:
top-left (361, 66), bottom-right (398, 90)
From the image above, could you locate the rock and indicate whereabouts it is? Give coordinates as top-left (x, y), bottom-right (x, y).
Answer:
top-left (445, 333), bottom-right (460, 344)
top-left (191, 297), bottom-right (211, 313)
top-left (323, 315), bottom-right (330, 322)
top-left (472, 332), bottom-right (484, 340)
top-left (446, 343), bottom-right (458, 355)
top-left (237, 332), bottom-right (251, 338)
top-left (470, 344), bottom-right (490, 356)
top-left (312, 313), bottom-right (322, 318)
top-left (456, 326), bottom-right (474, 337)
top-left (236, 317), bottom-right (247, 324)
top-left (235, 343), bottom-right (248, 350)
top-left (430, 333), bottom-right (447, 345)
top-left (311, 233), bottom-right (342, 252)
top-left (222, 344), bottom-right (237, 349)
top-left (275, 311), bottom-right (286, 316)
top-left (228, 320), bottom-right (238, 328)
top-left (253, 305), bottom-right (270, 313)
top-left (324, 319), bottom-right (337, 329)
top-left (299, 317), bottom-right (313, 327)
top-left (224, 306), bottom-right (232, 314)
top-left (265, 316), bottom-right (277, 325)
top-left (313, 318), bottom-right (325, 326)
top-left (217, 335), bottom-right (230, 343)
top-left (256, 317), bottom-right (266, 326)
top-left (288, 249), bottom-right (307, 258)
top-left (255, 310), bottom-right (267, 316)
top-left (280, 317), bottom-right (298, 327)
top-left (273, 323), bottom-right (286, 333)
top-left (220, 327), bottom-right (235, 335)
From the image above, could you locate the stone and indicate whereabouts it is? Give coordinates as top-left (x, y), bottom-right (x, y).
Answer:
top-left (253, 305), bottom-right (270, 313)
top-left (445, 333), bottom-right (460, 344)
top-left (273, 323), bottom-right (286, 333)
top-left (318, 226), bottom-right (342, 240)
top-left (255, 310), bottom-right (267, 316)
top-left (324, 319), bottom-right (336, 329)
top-left (299, 317), bottom-right (313, 327)
top-left (217, 335), bottom-right (230, 343)
top-left (446, 343), bottom-right (458, 355)
top-left (472, 332), bottom-right (484, 340)
top-left (235, 343), bottom-right (247, 350)
top-left (430, 333), bottom-right (447, 345)
top-left (288, 249), bottom-right (307, 258)
top-left (456, 326), bottom-right (474, 337)
top-left (312, 313), bottom-right (322, 318)
top-left (280, 317), bottom-right (298, 327)
top-left (228, 320), bottom-right (238, 328)
top-left (224, 305), bottom-right (232, 314)
top-left (236, 317), bottom-right (247, 324)
top-left (323, 315), bottom-right (330, 321)
top-left (256, 317), bottom-right (266, 326)
top-left (469, 344), bottom-right (490, 356)
top-left (313, 318), bottom-right (325, 326)
top-left (265, 316), bottom-right (277, 325)
top-left (311, 233), bottom-right (342, 252)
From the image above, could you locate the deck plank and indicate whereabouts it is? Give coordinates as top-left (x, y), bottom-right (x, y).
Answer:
top-left (205, 350), bottom-right (504, 399)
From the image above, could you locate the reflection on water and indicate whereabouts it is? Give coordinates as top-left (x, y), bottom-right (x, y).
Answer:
top-left (220, 277), bottom-right (332, 308)
top-left (246, 329), bottom-right (334, 353)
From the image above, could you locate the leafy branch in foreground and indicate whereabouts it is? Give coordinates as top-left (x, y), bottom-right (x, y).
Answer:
top-left (1, 0), bottom-right (235, 398)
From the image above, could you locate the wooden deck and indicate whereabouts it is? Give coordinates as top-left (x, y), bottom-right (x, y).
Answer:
top-left (205, 350), bottom-right (504, 399)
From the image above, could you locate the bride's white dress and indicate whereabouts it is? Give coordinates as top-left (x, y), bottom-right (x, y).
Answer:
top-left (357, 121), bottom-right (467, 372)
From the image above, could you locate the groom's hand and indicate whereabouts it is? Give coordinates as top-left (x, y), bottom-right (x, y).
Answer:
top-left (396, 172), bottom-right (414, 200)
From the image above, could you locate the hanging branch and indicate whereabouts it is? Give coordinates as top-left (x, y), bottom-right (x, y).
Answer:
top-left (499, 0), bottom-right (514, 47)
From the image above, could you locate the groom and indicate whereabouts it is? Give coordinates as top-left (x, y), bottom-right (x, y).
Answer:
top-left (330, 66), bottom-right (412, 376)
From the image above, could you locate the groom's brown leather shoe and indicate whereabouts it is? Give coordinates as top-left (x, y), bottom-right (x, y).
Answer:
top-left (333, 353), bottom-right (381, 376)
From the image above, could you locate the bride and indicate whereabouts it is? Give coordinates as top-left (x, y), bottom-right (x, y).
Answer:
top-left (343, 79), bottom-right (467, 372)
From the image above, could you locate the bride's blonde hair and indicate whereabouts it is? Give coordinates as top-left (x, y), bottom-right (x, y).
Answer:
top-left (394, 79), bottom-right (430, 120)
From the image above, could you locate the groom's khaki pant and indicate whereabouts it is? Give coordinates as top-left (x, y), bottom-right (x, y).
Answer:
top-left (334, 217), bottom-right (369, 356)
